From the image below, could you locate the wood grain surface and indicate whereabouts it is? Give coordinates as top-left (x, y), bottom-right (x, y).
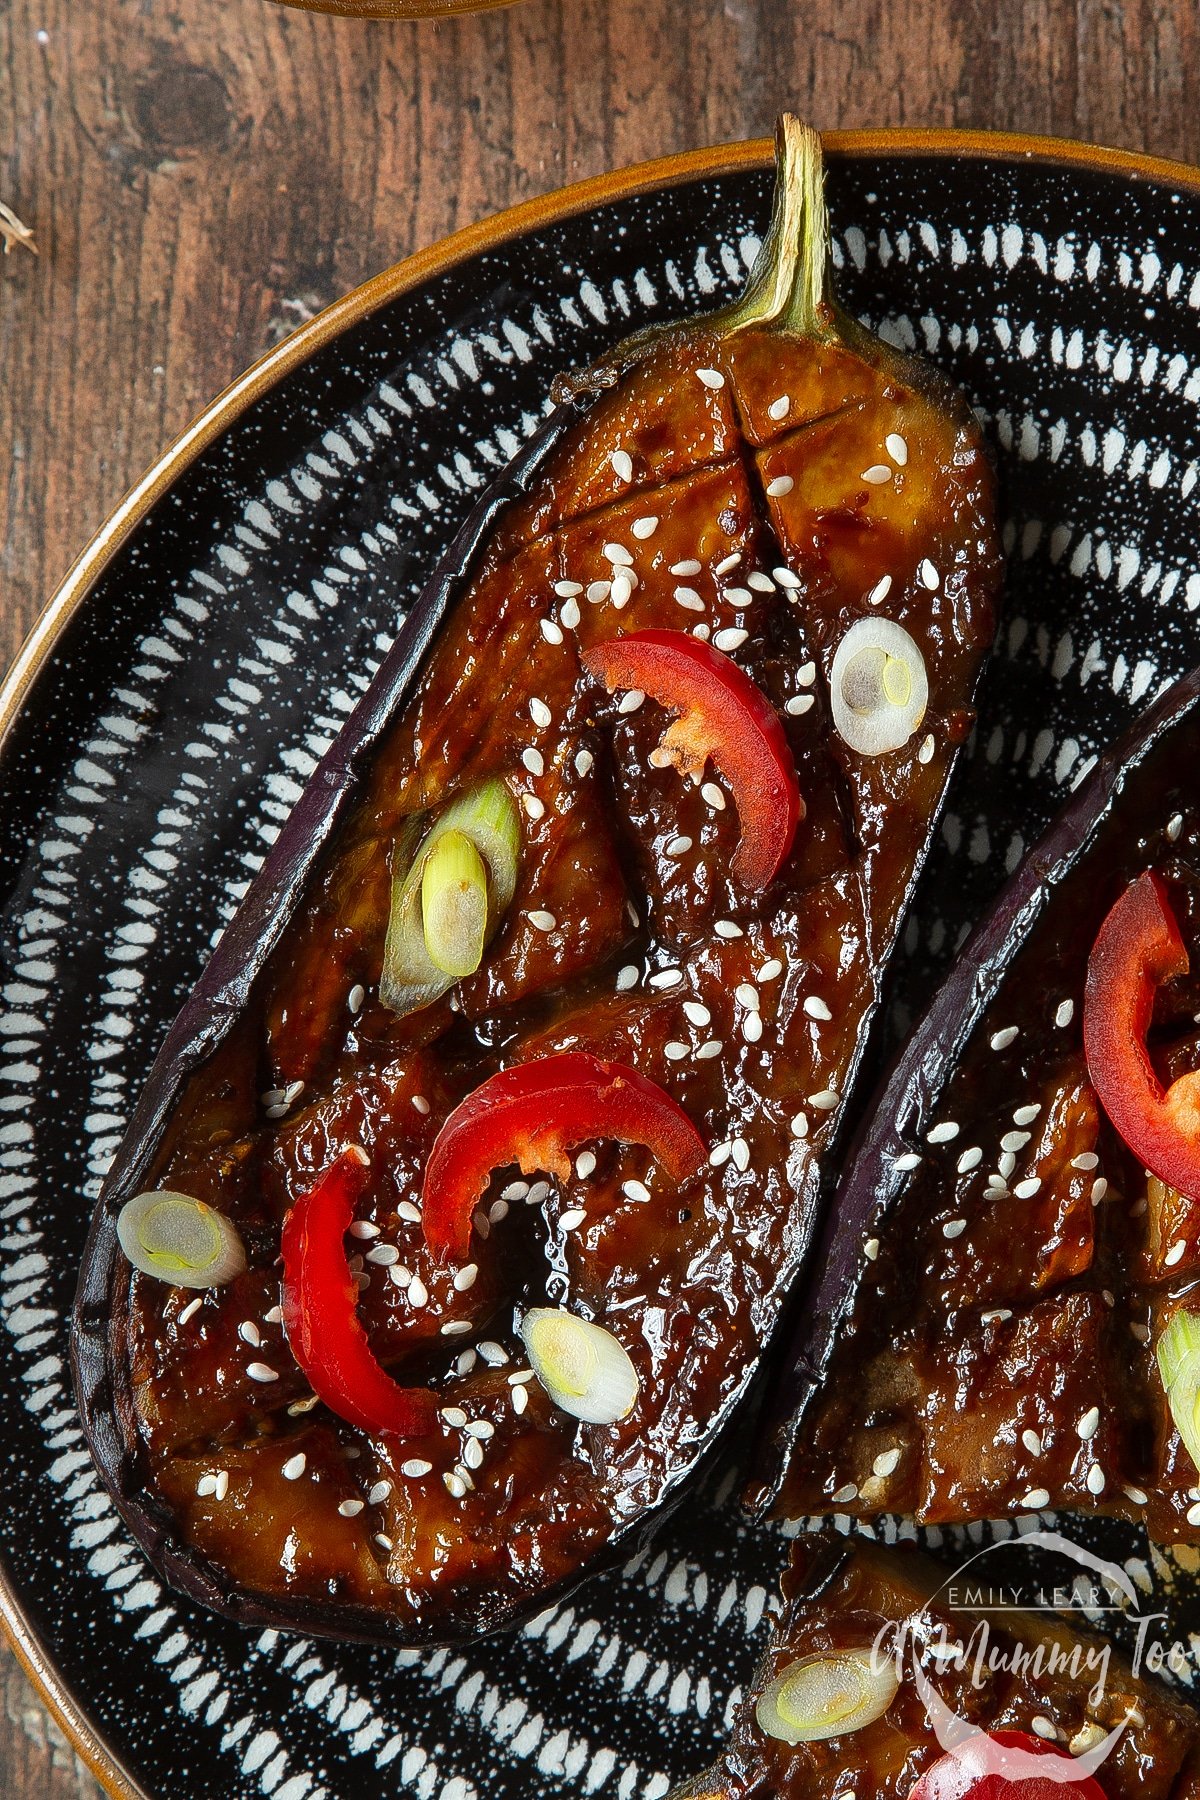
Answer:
top-left (2, 0), bottom-right (1198, 1792)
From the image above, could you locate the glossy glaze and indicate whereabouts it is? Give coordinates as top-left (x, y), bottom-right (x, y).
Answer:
top-left (676, 1537), bottom-right (1200, 1800)
top-left (775, 674), bottom-right (1200, 1543)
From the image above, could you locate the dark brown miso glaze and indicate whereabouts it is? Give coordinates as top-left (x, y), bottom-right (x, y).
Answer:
top-left (675, 1537), bottom-right (1200, 1800)
top-left (107, 127), bottom-right (1000, 1641)
top-left (778, 691), bottom-right (1200, 1544)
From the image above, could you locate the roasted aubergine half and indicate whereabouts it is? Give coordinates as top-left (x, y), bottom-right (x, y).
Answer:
top-left (72, 118), bottom-right (1001, 1645)
top-left (673, 1534), bottom-right (1200, 1800)
top-left (764, 666), bottom-right (1200, 1544)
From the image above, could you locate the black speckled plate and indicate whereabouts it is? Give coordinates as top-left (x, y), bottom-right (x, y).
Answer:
top-left (5, 131), bottom-right (1200, 1800)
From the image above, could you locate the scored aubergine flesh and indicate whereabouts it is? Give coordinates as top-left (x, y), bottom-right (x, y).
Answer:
top-left (75, 118), bottom-right (1000, 1643)
top-left (672, 1535), bottom-right (1200, 1800)
top-left (765, 668), bottom-right (1200, 1545)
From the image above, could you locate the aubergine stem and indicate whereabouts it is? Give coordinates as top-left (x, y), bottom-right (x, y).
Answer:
top-left (717, 114), bottom-right (835, 343)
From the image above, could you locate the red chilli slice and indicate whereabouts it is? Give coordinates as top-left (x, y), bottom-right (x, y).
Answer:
top-left (281, 1147), bottom-right (437, 1438)
top-left (421, 1051), bottom-right (707, 1263)
top-left (583, 629), bottom-right (802, 890)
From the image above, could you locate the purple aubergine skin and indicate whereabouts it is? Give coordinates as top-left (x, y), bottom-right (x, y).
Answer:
top-left (750, 664), bottom-right (1200, 1514)
top-left (68, 391), bottom-right (600, 1638)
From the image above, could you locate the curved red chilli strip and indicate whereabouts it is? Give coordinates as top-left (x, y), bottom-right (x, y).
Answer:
top-left (421, 1051), bottom-right (707, 1263)
top-left (281, 1148), bottom-right (438, 1438)
top-left (1083, 870), bottom-right (1200, 1196)
top-left (583, 629), bottom-right (802, 890)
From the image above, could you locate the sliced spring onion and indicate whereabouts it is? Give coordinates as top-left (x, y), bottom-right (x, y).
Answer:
top-left (519, 1308), bottom-right (640, 1424)
top-left (380, 776), bottom-right (520, 1016)
top-left (116, 1191), bottom-right (246, 1288)
top-left (755, 1648), bottom-right (899, 1745)
top-left (830, 617), bottom-right (928, 757)
top-left (421, 829), bottom-right (488, 977)
top-left (1157, 1309), bottom-right (1200, 1473)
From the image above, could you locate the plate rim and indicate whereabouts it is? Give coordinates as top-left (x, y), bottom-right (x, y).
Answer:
top-left (5, 122), bottom-right (1200, 1800)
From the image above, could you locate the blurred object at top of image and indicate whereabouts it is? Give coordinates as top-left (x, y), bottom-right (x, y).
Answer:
top-left (270, 0), bottom-right (517, 16)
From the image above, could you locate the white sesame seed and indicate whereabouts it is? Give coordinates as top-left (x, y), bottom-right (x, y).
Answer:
top-left (561, 597), bottom-right (581, 629)
top-left (927, 1121), bottom-right (960, 1144)
top-left (917, 734), bottom-right (935, 763)
top-left (540, 618), bottom-right (564, 644)
top-left (575, 1150), bottom-right (597, 1179)
top-left (631, 515), bottom-right (659, 540)
top-left (522, 748), bottom-right (545, 777)
top-left (521, 794), bottom-right (545, 820)
top-left (709, 1141), bottom-right (732, 1167)
top-left (697, 368), bottom-right (725, 389)
top-left (796, 661), bottom-right (817, 688)
top-left (441, 1406), bottom-right (469, 1428)
top-left (791, 1112), bottom-right (809, 1139)
top-left (1124, 1484), bottom-right (1149, 1505)
top-left (714, 919), bottom-right (743, 939)
top-left (1013, 1177), bottom-right (1042, 1199)
top-left (831, 1482), bottom-right (859, 1504)
top-left (768, 394), bottom-right (791, 421)
top-left (919, 558), bottom-right (940, 590)
top-left (803, 996), bottom-right (832, 1021)
top-left (809, 1089), bottom-right (840, 1111)
top-left (861, 465), bottom-right (892, 484)
top-left (238, 1320), bottom-right (261, 1348)
top-left (366, 1243), bottom-right (399, 1266)
top-left (747, 572), bottom-right (776, 593)
top-left (1031, 1718), bottom-right (1059, 1743)
top-left (866, 574), bottom-right (892, 607)
top-left (368, 1479), bottom-right (392, 1505)
top-left (587, 580), bottom-right (611, 604)
top-left (513, 1384), bottom-right (529, 1415)
top-left (998, 1155), bottom-right (1017, 1178)
top-left (489, 1197), bottom-right (510, 1223)
top-left (388, 1264), bottom-right (412, 1289)
top-left (466, 1420), bottom-right (495, 1439)
top-left (957, 1146), bottom-right (983, 1173)
top-left (444, 1472), bottom-right (467, 1499)
top-left (786, 694), bottom-right (815, 716)
top-left (943, 1219), bottom-right (967, 1239)
top-left (622, 1179), bottom-right (652, 1204)
top-left (732, 1138), bottom-right (751, 1172)
top-left (178, 1296), bottom-right (203, 1326)
top-left (1092, 1177), bottom-right (1109, 1203)
top-left (735, 983), bottom-right (760, 1010)
top-left (699, 781), bottom-right (726, 810)
top-left (1022, 1429), bottom-right (1042, 1456)
top-left (560, 1207), bottom-right (587, 1231)
top-left (649, 968), bottom-right (683, 988)
top-left (247, 1362), bottom-right (278, 1383)
top-left (338, 1497), bottom-right (365, 1515)
top-left (766, 475), bottom-right (794, 497)
top-left (1001, 1131), bottom-right (1031, 1153)
top-left (408, 1275), bottom-right (429, 1307)
top-left (504, 1180), bottom-right (531, 1201)
top-left (1167, 812), bottom-right (1184, 842)
top-left (529, 697), bottom-right (552, 729)
top-left (348, 983), bottom-right (366, 1014)
top-left (1166, 1240), bottom-right (1188, 1266)
top-left (725, 586), bottom-right (753, 604)
top-left (695, 1039), bottom-right (723, 1059)
top-left (665, 834), bottom-right (693, 856)
top-left (196, 1474), bottom-right (220, 1497)
top-left (885, 433), bottom-right (909, 466)
top-left (554, 579), bottom-right (583, 598)
top-left (670, 559), bottom-right (702, 577)
top-left (742, 1012), bottom-right (763, 1043)
top-left (774, 566), bottom-right (802, 589)
top-left (400, 1459), bottom-right (432, 1480)
top-left (456, 1349), bottom-right (478, 1374)
top-left (873, 1448), bottom-right (901, 1478)
top-left (713, 628), bottom-right (748, 653)
top-left (1013, 1104), bottom-right (1041, 1125)
top-left (893, 1152), bottom-right (921, 1171)
top-left (981, 1308), bottom-right (1012, 1324)
top-left (464, 1437), bottom-right (486, 1470)
top-left (1021, 1488), bottom-right (1050, 1509)
top-left (617, 688), bottom-right (646, 713)
top-left (350, 1219), bottom-right (379, 1239)
top-left (610, 449), bottom-right (634, 483)
top-left (664, 1040), bottom-right (689, 1061)
top-left (1055, 999), bottom-right (1075, 1027)
top-left (574, 748), bottom-right (594, 777)
top-left (674, 586), bottom-right (704, 611)
top-left (441, 1319), bottom-right (473, 1336)
top-left (864, 1238), bottom-right (880, 1261)
top-left (1188, 1501), bottom-right (1200, 1526)
top-left (478, 1340), bottom-right (509, 1366)
top-left (1071, 1152), bottom-right (1099, 1171)
top-left (603, 541), bottom-right (633, 567)
top-left (1077, 1407), bottom-right (1100, 1440)
top-left (1086, 1464), bottom-right (1106, 1496)
top-left (528, 909), bottom-right (557, 931)
top-left (679, 1002), bottom-right (710, 1030)
top-left (758, 960), bottom-right (783, 982)
top-left (453, 1263), bottom-right (478, 1292)
top-left (990, 1026), bottom-right (1019, 1051)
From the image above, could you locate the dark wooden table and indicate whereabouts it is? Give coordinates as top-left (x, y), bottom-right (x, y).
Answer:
top-left (2, 0), bottom-right (1198, 1790)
